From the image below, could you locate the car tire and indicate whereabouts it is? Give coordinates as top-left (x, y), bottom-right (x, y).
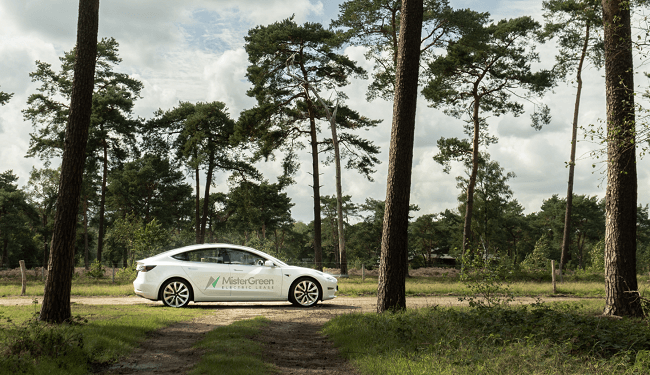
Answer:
top-left (289, 277), bottom-right (321, 307)
top-left (161, 279), bottom-right (192, 308)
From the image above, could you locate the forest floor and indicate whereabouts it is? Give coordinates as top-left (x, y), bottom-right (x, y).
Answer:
top-left (0, 296), bottom-right (585, 374)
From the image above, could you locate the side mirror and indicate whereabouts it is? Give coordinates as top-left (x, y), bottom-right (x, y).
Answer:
top-left (264, 260), bottom-right (275, 267)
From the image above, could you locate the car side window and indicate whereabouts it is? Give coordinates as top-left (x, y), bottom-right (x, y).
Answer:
top-left (173, 249), bottom-right (230, 263)
top-left (226, 249), bottom-right (265, 266)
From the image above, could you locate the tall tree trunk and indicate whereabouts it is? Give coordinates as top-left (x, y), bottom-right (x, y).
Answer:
top-left (97, 138), bottom-right (107, 262)
top-left (1, 236), bottom-right (7, 269)
top-left (199, 150), bottom-right (215, 244)
top-left (601, 0), bottom-right (643, 317)
top-left (330, 109), bottom-right (347, 275)
top-left (42, 215), bottom-right (49, 269)
top-left (308, 101), bottom-right (323, 271)
top-left (307, 89), bottom-right (347, 274)
top-left (40, 0), bottom-right (99, 324)
top-left (194, 163), bottom-right (201, 244)
top-left (83, 197), bottom-right (89, 270)
top-left (561, 21), bottom-right (590, 278)
top-left (377, 0), bottom-right (423, 313)
top-left (462, 95), bottom-right (481, 254)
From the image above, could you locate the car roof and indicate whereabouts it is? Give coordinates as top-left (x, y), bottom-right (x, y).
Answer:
top-left (143, 243), bottom-right (286, 265)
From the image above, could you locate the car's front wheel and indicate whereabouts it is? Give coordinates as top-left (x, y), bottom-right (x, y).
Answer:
top-left (161, 279), bottom-right (192, 308)
top-left (289, 277), bottom-right (320, 307)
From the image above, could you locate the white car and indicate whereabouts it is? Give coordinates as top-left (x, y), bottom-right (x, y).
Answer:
top-left (133, 243), bottom-right (338, 308)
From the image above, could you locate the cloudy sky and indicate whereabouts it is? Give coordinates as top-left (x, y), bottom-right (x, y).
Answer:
top-left (1, 0), bottom-right (650, 223)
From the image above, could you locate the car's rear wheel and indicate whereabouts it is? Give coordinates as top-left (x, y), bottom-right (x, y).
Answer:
top-left (161, 279), bottom-right (192, 308)
top-left (289, 277), bottom-right (320, 307)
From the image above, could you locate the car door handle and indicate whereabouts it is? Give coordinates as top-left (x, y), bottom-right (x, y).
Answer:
top-left (233, 269), bottom-right (243, 272)
top-left (187, 267), bottom-right (198, 270)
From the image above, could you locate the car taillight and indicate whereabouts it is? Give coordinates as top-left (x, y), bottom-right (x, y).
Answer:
top-left (136, 264), bottom-right (156, 272)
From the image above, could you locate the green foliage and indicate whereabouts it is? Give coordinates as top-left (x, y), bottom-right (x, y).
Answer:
top-left (459, 248), bottom-right (514, 308)
top-left (225, 180), bottom-right (294, 242)
top-left (190, 317), bottom-right (272, 375)
top-left (0, 171), bottom-right (40, 268)
top-left (520, 233), bottom-right (553, 270)
top-left (24, 37), bottom-right (143, 162)
top-left (132, 218), bottom-right (170, 261)
top-left (105, 214), bottom-right (172, 266)
top-left (540, 0), bottom-right (604, 79)
top-left (106, 155), bottom-right (193, 230)
top-left (409, 210), bottom-right (461, 267)
top-left (86, 259), bottom-right (105, 279)
top-left (589, 240), bottom-right (605, 273)
top-left (115, 266), bottom-right (137, 282)
top-left (0, 309), bottom-right (88, 374)
top-left (324, 303), bottom-right (650, 374)
top-left (239, 17), bottom-right (381, 179)
top-left (0, 87), bottom-right (12, 106)
top-left (331, 0), bottom-right (488, 101)
top-left (0, 303), bottom-right (210, 373)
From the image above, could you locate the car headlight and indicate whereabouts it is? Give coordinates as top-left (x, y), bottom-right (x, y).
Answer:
top-left (324, 275), bottom-right (337, 282)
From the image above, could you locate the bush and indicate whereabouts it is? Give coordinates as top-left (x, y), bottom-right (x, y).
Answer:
top-left (86, 260), bottom-right (104, 279)
top-left (0, 310), bottom-right (88, 374)
top-left (459, 249), bottom-right (514, 308)
top-left (115, 266), bottom-right (137, 282)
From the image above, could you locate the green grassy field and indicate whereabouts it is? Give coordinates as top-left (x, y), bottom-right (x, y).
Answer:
top-left (0, 279), bottom-right (134, 297)
top-left (0, 275), bottom-right (619, 299)
top-left (336, 276), bottom-right (608, 298)
top-left (323, 300), bottom-right (650, 374)
top-left (0, 303), bottom-right (212, 374)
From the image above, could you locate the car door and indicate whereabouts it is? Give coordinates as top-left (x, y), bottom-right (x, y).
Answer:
top-left (177, 248), bottom-right (231, 297)
top-left (225, 248), bottom-right (283, 299)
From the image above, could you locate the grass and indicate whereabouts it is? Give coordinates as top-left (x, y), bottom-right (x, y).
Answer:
top-left (0, 279), bottom-right (134, 297)
top-left (190, 317), bottom-right (274, 375)
top-left (0, 302), bottom-right (212, 374)
top-left (337, 276), bottom-right (607, 298)
top-left (323, 301), bottom-right (650, 374)
top-left (0, 275), bottom-right (610, 299)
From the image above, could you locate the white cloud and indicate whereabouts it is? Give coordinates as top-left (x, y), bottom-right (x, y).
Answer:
top-left (4, 0), bottom-right (650, 224)
top-left (204, 48), bottom-right (255, 115)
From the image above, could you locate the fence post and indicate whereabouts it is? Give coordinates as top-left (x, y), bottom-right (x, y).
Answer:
top-left (19, 260), bottom-right (27, 296)
top-left (551, 260), bottom-right (556, 294)
top-left (362, 264), bottom-right (365, 283)
top-left (112, 266), bottom-right (115, 283)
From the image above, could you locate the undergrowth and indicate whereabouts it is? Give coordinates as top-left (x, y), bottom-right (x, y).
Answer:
top-left (0, 302), bottom-right (210, 374)
top-left (324, 302), bottom-right (650, 374)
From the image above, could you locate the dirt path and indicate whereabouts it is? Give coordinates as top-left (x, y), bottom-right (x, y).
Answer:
top-left (0, 296), bottom-right (588, 374)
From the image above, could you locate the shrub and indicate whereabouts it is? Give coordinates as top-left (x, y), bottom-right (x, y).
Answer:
top-left (0, 310), bottom-right (88, 374)
top-left (86, 260), bottom-right (105, 279)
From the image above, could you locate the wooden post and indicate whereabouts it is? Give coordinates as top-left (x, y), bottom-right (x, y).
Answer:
top-left (551, 260), bottom-right (556, 294)
top-left (362, 264), bottom-right (365, 283)
top-left (19, 260), bottom-right (27, 296)
top-left (112, 266), bottom-right (115, 283)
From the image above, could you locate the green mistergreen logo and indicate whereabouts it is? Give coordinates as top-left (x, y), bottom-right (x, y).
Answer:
top-left (205, 276), bottom-right (220, 289)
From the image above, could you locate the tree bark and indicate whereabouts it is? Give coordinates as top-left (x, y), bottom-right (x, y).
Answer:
top-left (199, 143), bottom-right (215, 244)
top-left (377, 0), bottom-right (423, 313)
top-left (194, 163), bottom-right (201, 244)
top-left (462, 95), bottom-right (481, 254)
top-left (561, 20), bottom-right (590, 276)
top-left (42, 215), bottom-right (49, 269)
top-left (308, 100), bottom-right (323, 271)
top-left (601, 0), bottom-right (643, 317)
top-left (307, 89), bottom-right (347, 275)
top-left (97, 138), bottom-right (107, 262)
top-left (83, 196), bottom-right (89, 270)
top-left (40, 0), bottom-right (99, 324)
